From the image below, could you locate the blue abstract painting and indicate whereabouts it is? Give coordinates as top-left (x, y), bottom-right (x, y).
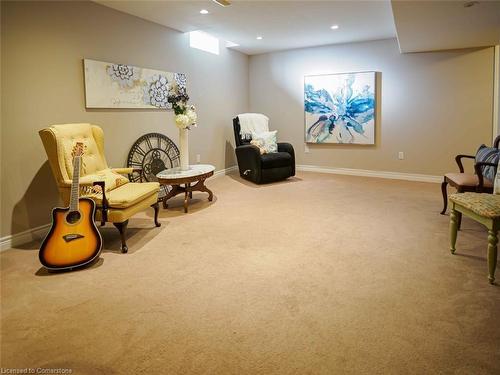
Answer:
top-left (304, 72), bottom-right (376, 144)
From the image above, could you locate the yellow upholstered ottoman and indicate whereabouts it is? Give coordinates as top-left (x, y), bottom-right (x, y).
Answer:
top-left (449, 193), bottom-right (500, 284)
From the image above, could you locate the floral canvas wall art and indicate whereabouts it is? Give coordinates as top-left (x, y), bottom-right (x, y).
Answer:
top-left (83, 59), bottom-right (187, 109)
top-left (304, 72), bottom-right (376, 144)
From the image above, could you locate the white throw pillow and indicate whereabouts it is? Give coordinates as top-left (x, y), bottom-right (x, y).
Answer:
top-left (251, 130), bottom-right (278, 154)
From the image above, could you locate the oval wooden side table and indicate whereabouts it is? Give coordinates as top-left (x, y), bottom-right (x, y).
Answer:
top-left (156, 164), bottom-right (215, 213)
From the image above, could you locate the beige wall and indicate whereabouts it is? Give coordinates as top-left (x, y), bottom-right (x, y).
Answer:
top-left (1, 1), bottom-right (249, 237)
top-left (249, 39), bottom-right (494, 175)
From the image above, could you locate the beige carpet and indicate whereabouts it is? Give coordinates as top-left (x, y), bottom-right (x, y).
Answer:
top-left (1, 172), bottom-right (499, 374)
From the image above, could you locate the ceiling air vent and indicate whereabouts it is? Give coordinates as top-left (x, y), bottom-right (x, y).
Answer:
top-left (212, 0), bottom-right (231, 7)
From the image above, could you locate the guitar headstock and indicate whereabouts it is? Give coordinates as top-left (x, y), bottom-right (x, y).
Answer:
top-left (72, 142), bottom-right (84, 158)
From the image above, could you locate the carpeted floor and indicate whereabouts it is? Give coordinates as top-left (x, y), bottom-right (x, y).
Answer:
top-left (1, 172), bottom-right (499, 374)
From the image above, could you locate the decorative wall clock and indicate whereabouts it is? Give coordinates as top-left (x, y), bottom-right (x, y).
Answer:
top-left (127, 133), bottom-right (180, 200)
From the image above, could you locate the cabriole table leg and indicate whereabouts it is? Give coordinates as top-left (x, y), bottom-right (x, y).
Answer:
top-left (184, 182), bottom-right (190, 213)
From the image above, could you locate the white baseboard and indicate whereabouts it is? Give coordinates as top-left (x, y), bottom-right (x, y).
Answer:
top-left (296, 164), bottom-right (442, 183)
top-left (0, 223), bottom-right (51, 252)
top-left (212, 163), bottom-right (441, 183)
top-left (213, 165), bottom-right (238, 177)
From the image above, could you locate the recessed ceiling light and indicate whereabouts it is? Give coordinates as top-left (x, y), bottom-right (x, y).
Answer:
top-left (330, 25), bottom-right (339, 30)
top-left (200, 9), bottom-right (209, 14)
top-left (256, 36), bottom-right (263, 40)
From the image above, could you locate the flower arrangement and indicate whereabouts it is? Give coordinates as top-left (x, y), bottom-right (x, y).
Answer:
top-left (168, 87), bottom-right (197, 130)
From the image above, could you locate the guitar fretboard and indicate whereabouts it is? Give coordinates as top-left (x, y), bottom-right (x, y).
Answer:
top-left (69, 156), bottom-right (80, 212)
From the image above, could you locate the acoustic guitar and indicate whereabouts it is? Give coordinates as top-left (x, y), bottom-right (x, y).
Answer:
top-left (39, 142), bottom-right (102, 270)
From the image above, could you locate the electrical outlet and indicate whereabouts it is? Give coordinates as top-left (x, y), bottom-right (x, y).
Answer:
top-left (196, 154), bottom-right (201, 163)
top-left (398, 151), bottom-right (404, 160)
top-left (304, 144), bottom-right (310, 153)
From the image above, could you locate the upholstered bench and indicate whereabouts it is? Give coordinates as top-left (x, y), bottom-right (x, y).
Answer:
top-left (449, 193), bottom-right (500, 284)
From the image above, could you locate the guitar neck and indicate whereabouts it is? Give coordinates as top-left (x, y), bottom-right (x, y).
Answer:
top-left (69, 156), bottom-right (80, 211)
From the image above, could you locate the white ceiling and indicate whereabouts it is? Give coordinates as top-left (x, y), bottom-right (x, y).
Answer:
top-left (95, 0), bottom-right (397, 55)
top-left (392, 0), bottom-right (500, 53)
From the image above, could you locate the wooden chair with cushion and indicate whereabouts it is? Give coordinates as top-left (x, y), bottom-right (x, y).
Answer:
top-left (441, 135), bottom-right (500, 215)
top-left (449, 193), bottom-right (500, 284)
top-left (39, 123), bottom-right (161, 253)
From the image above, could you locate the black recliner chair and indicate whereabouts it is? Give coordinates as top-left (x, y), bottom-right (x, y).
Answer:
top-left (233, 116), bottom-right (295, 184)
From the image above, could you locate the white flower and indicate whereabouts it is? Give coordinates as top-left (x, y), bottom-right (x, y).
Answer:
top-left (174, 73), bottom-right (187, 90)
top-left (145, 75), bottom-right (170, 109)
top-left (107, 64), bottom-right (137, 88)
top-left (175, 114), bottom-right (190, 129)
top-left (187, 109), bottom-right (197, 125)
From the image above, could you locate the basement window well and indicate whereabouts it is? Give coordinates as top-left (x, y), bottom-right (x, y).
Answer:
top-left (189, 31), bottom-right (219, 55)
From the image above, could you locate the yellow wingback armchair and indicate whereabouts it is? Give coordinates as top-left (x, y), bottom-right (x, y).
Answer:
top-left (39, 123), bottom-right (161, 253)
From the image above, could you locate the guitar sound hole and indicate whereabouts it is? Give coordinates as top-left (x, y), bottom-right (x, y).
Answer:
top-left (66, 211), bottom-right (81, 224)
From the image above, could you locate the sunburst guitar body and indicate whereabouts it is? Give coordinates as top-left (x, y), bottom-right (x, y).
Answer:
top-left (39, 142), bottom-right (102, 270)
